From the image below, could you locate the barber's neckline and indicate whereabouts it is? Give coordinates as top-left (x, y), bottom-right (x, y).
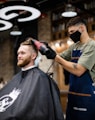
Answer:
top-left (79, 38), bottom-right (91, 44)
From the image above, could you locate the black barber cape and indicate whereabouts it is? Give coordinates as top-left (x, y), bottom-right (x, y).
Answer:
top-left (0, 67), bottom-right (64, 120)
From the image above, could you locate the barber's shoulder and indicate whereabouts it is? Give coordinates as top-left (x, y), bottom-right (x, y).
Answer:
top-left (86, 39), bottom-right (95, 50)
top-left (89, 39), bottom-right (95, 46)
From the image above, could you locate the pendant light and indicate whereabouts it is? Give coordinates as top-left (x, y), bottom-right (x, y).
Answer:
top-left (10, 25), bottom-right (22, 36)
top-left (62, 4), bottom-right (77, 17)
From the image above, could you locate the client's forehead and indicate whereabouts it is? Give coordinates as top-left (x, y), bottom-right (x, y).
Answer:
top-left (18, 45), bottom-right (31, 52)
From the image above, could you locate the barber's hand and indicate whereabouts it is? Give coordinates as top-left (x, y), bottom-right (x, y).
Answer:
top-left (40, 42), bottom-right (56, 59)
top-left (45, 46), bottom-right (56, 59)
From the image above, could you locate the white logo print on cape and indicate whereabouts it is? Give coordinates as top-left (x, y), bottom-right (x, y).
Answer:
top-left (0, 88), bottom-right (21, 112)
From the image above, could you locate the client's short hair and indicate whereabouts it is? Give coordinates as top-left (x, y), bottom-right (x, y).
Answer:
top-left (20, 37), bottom-right (38, 54)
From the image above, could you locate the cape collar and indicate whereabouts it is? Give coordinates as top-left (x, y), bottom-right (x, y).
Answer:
top-left (21, 65), bottom-right (36, 71)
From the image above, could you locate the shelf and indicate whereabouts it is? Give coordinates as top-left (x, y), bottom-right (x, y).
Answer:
top-left (52, 30), bottom-right (67, 40)
top-left (70, 0), bottom-right (95, 16)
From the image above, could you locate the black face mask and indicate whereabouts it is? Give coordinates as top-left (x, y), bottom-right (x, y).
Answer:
top-left (69, 31), bottom-right (81, 43)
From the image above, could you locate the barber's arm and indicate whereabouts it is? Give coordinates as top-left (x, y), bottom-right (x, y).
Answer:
top-left (38, 42), bottom-right (87, 76)
top-left (55, 55), bottom-right (87, 77)
top-left (42, 46), bottom-right (86, 76)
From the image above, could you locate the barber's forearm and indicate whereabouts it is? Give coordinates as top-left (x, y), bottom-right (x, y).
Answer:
top-left (55, 55), bottom-right (86, 76)
top-left (55, 55), bottom-right (76, 74)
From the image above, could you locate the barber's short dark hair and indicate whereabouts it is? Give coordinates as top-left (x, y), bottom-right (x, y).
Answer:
top-left (66, 16), bottom-right (87, 28)
top-left (20, 37), bottom-right (38, 54)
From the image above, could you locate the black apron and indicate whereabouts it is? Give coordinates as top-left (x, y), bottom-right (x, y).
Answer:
top-left (66, 49), bottom-right (95, 120)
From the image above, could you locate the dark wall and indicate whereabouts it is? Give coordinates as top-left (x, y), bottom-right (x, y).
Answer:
top-left (16, 19), bottom-right (38, 47)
